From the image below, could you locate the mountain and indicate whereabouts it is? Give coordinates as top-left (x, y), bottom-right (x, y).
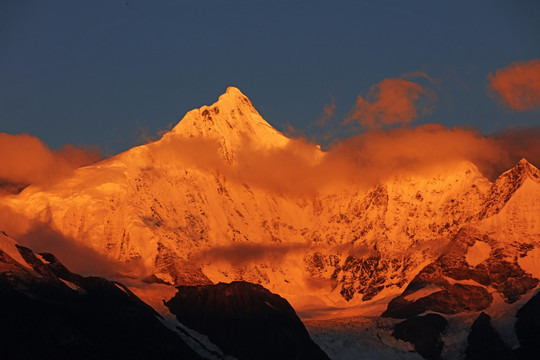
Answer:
top-left (168, 86), bottom-right (290, 156)
top-left (0, 232), bottom-right (329, 360)
top-left (165, 281), bottom-right (330, 360)
top-left (465, 312), bottom-right (514, 360)
top-left (0, 231), bottom-right (202, 360)
top-left (3, 87), bottom-right (540, 359)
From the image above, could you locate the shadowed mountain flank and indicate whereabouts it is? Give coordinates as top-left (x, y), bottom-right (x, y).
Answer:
top-left (165, 281), bottom-right (330, 360)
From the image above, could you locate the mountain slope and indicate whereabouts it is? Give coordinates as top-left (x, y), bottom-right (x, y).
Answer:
top-left (3, 87), bottom-right (540, 360)
top-left (165, 281), bottom-right (330, 360)
top-left (3, 88), bottom-right (539, 319)
top-left (0, 232), bottom-right (202, 360)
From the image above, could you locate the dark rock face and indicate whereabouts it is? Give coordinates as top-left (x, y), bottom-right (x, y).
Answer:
top-left (0, 181), bottom-right (27, 194)
top-left (465, 312), bottom-right (514, 360)
top-left (384, 228), bottom-right (538, 319)
top-left (155, 241), bottom-right (212, 286)
top-left (515, 291), bottom-right (540, 360)
top-left (165, 281), bottom-right (330, 360)
top-left (392, 314), bottom-right (448, 360)
top-left (0, 245), bottom-right (201, 360)
top-left (384, 283), bottom-right (493, 319)
top-left (434, 229), bottom-right (538, 304)
top-left (339, 252), bottom-right (388, 301)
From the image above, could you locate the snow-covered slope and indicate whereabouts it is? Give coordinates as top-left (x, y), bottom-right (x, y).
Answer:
top-left (4, 88), bottom-right (539, 321)
top-left (168, 86), bottom-right (290, 158)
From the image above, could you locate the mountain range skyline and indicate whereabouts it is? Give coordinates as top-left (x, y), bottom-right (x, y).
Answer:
top-left (1, 85), bottom-right (539, 194)
top-left (1, 87), bottom-right (539, 359)
top-left (1, 1), bottom-right (539, 156)
top-left (1, 2), bottom-right (540, 358)
top-left (2, 87), bottom-right (538, 298)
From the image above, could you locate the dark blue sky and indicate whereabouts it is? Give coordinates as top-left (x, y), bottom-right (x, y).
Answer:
top-left (1, 0), bottom-right (539, 155)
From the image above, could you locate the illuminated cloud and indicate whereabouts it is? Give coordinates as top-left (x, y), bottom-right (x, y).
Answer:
top-left (488, 59), bottom-right (540, 111)
top-left (325, 124), bottom-right (505, 184)
top-left (0, 206), bottom-right (135, 277)
top-left (489, 126), bottom-right (540, 175)
top-left (345, 78), bottom-right (432, 128)
top-left (148, 122), bottom-right (540, 196)
top-left (316, 96), bottom-right (336, 126)
top-left (0, 133), bottom-right (100, 188)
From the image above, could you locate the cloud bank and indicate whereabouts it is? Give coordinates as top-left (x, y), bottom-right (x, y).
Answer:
top-left (150, 122), bottom-right (537, 197)
top-left (0, 133), bottom-right (100, 188)
top-left (488, 59), bottom-right (540, 111)
top-left (0, 206), bottom-right (139, 278)
top-left (190, 241), bottom-right (372, 266)
top-left (345, 78), bottom-right (433, 128)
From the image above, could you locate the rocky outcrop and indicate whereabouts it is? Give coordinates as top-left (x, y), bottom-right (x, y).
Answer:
top-left (384, 283), bottom-right (492, 319)
top-left (515, 291), bottom-right (540, 360)
top-left (0, 88), bottom-right (540, 320)
top-left (384, 227), bottom-right (538, 319)
top-left (392, 313), bottom-right (448, 360)
top-left (465, 312), bottom-right (514, 360)
top-left (165, 281), bottom-right (330, 360)
top-left (481, 158), bottom-right (540, 219)
top-left (0, 238), bottom-right (201, 360)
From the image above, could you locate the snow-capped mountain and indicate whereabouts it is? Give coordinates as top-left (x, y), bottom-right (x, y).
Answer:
top-left (3, 87), bottom-right (540, 359)
top-left (4, 88), bottom-right (539, 316)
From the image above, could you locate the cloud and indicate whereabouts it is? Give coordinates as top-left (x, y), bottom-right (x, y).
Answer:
top-left (488, 126), bottom-right (540, 175)
top-left (147, 121), bottom-right (540, 197)
top-left (191, 242), bottom-right (309, 265)
top-left (328, 242), bottom-right (373, 259)
top-left (151, 134), bottom-right (329, 195)
top-left (327, 124), bottom-right (540, 183)
top-left (316, 96), bottom-right (336, 126)
top-left (0, 205), bottom-right (140, 278)
top-left (488, 59), bottom-right (540, 111)
top-left (345, 78), bottom-right (433, 128)
top-left (325, 124), bottom-right (504, 183)
top-left (190, 241), bottom-right (372, 266)
top-left (134, 121), bottom-right (175, 145)
top-left (400, 70), bottom-right (437, 84)
top-left (0, 204), bottom-right (32, 237)
top-left (2, 112), bottom-right (539, 281)
top-left (0, 133), bottom-right (100, 188)
top-left (19, 221), bottom-right (142, 277)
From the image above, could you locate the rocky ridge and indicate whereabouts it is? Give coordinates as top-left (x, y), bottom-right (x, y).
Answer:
top-left (3, 88), bottom-right (539, 317)
top-left (0, 232), bottom-right (202, 360)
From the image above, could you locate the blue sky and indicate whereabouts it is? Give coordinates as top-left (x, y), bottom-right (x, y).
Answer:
top-left (1, 0), bottom-right (539, 155)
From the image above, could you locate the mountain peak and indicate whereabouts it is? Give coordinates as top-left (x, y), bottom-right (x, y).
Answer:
top-left (214, 86), bottom-right (255, 110)
top-left (166, 87), bottom-right (289, 152)
top-left (480, 158), bottom-right (540, 218)
top-left (224, 86), bottom-right (247, 97)
top-left (509, 158), bottom-right (540, 183)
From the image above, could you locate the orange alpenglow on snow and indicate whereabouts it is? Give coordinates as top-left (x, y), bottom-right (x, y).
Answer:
top-left (1, 87), bottom-right (540, 320)
top-left (488, 59), bottom-right (540, 111)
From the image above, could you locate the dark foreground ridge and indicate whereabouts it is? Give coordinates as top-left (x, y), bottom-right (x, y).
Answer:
top-left (0, 242), bottom-right (201, 360)
top-left (465, 312), bottom-right (514, 360)
top-left (165, 281), bottom-right (331, 360)
top-left (515, 290), bottom-right (540, 360)
top-left (392, 313), bottom-right (448, 360)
